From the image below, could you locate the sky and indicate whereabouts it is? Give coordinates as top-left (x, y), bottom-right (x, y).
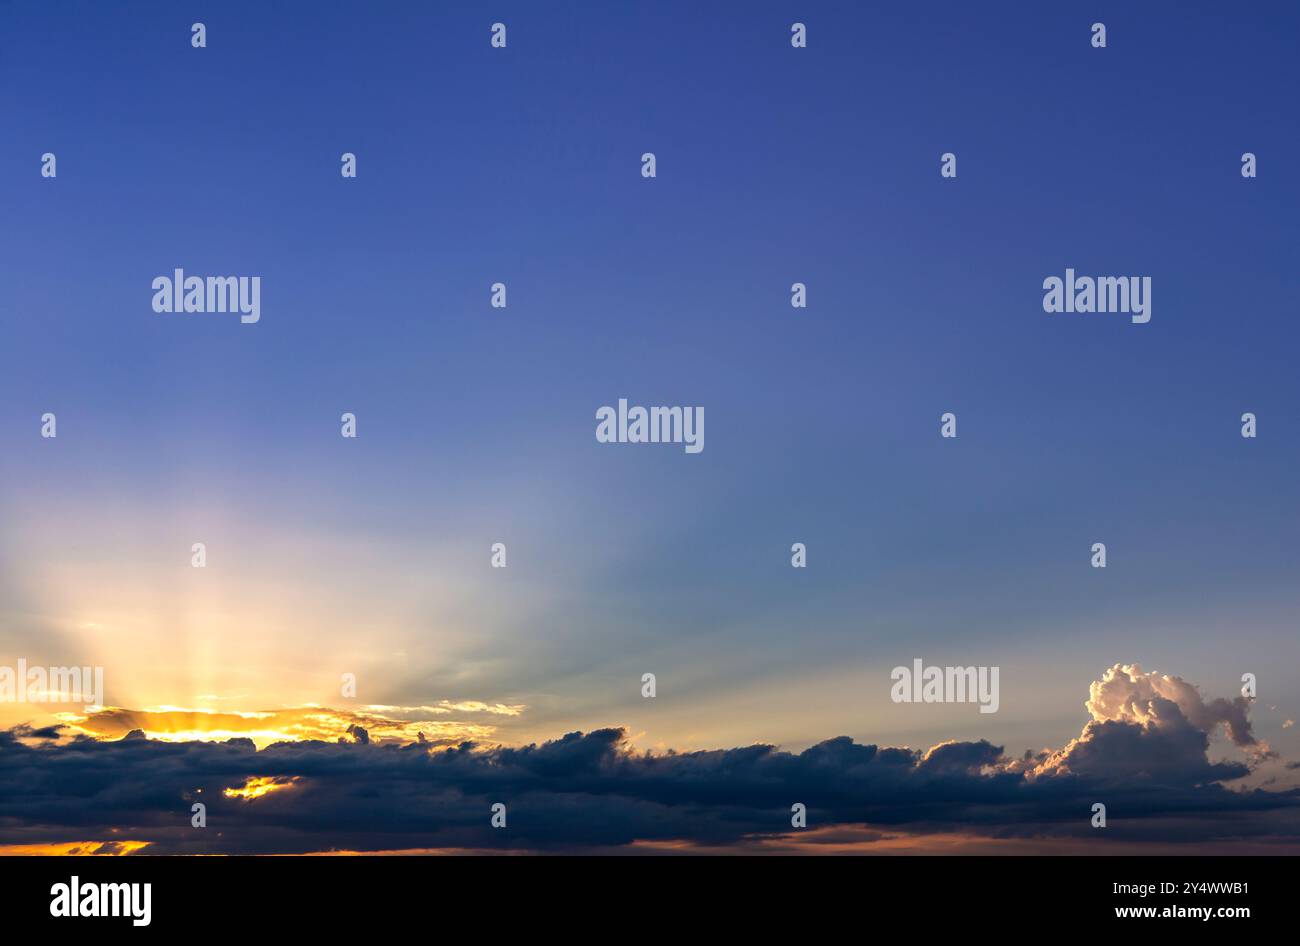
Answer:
top-left (1, 1), bottom-right (1298, 854)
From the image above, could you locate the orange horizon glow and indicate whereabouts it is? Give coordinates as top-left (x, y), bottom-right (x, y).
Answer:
top-left (0, 841), bottom-right (151, 856)
top-left (28, 703), bottom-right (509, 749)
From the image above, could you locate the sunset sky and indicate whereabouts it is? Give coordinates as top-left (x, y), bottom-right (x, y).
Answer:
top-left (1, 2), bottom-right (1298, 854)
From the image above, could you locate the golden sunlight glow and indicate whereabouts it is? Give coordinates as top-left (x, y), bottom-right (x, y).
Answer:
top-left (47, 704), bottom-right (507, 749)
top-left (223, 776), bottom-right (301, 801)
top-left (0, 841), bottom-right (151, 856)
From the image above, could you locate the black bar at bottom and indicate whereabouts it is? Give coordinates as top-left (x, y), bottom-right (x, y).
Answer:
top-left (0, 854), bottom-right (1277, 932)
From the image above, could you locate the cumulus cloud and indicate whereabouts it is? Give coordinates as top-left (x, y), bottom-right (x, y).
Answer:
top-left (1031, 664), bottom-right (1275, 783)
top-left (0, 665), bottom-right (1296, 854)
top-left (1084, 664), bottom-right (1266, 753)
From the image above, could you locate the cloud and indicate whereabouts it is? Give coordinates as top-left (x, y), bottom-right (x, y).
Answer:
top-left (0, 665), bottom-right (1296, 854)
top-left (1029, 664), bottom-right (1276, 784)
top-left (363, 702), bottom-right (526, 717)
top-left (1083, 663), bottom-right (1268, 754)
top-left (343, 725), bottom-right (369, 745)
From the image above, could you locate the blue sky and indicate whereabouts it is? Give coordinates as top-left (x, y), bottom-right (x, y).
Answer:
top-left (1, 1), bottom-right (1298, 769)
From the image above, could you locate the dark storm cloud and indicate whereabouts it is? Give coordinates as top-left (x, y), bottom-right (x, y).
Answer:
top-left (1, 700), bottom-right (1297, 854)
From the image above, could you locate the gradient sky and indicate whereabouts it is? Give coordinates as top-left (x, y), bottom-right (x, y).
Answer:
top-left (2, 0), bottom-right (1298, 799)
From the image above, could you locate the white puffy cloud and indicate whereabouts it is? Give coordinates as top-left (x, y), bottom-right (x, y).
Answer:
top-left (1031, 663), bottom-right (1272, 781)
top-left (1085, 663), bottom-right (1262, 750)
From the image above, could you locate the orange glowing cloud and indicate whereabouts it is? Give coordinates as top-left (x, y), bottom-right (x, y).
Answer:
top-left (223, 776), bottom-right (301, 801)
top-left (51, 702), bottom-right (517, 748)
